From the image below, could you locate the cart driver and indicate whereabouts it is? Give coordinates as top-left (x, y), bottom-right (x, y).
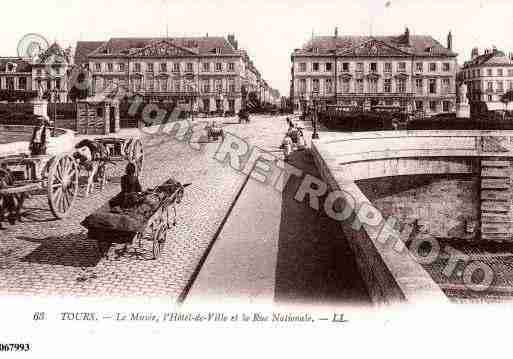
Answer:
top-left (110, 162), bottom-right (143, 209)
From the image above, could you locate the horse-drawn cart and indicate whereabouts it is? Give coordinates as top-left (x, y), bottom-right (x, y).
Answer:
top-left (0, 153), bottom-right (79, 219)
top-left (94, 137), bottom-right (144, 176)
top-left (81, 179), bottom-right (190, 259)
top-left (204, 122), bottom-right (225, 142)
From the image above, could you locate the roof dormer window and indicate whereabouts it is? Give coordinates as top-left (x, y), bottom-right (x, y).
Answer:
top-left (312, 47), bottom-right (319, 53)
top-left (215, 48), bottom-right (222, 55)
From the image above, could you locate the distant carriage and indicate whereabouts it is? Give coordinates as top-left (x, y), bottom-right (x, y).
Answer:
top-left (205, 122), bottom-right (225, 141)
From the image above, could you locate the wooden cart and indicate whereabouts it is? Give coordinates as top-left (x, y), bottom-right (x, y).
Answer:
top-left (0, 153), bottom-right (79, 219)
top-left (93, 137), bottom-right (144, 176)
top-left (82, 180), bottom-right (190, 260)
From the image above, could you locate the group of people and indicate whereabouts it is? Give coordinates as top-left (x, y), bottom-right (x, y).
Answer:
top-left (281, 117), bottom-right (306, 162)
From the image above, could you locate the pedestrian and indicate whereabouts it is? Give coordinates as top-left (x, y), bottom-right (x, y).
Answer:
top-left (282, 135), bottom-right (293, 162)
top-left (29, 117), bottom-right (50, 156)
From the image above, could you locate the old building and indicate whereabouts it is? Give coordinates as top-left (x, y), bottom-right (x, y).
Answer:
top-left (0, 42), bottom-right (72, 103)
top-left (74, 34), bottom-right (271, 114)
top-left (290, 28), bottom-right (458, 117)
top-left (460, 47), bottom-right (513, 114)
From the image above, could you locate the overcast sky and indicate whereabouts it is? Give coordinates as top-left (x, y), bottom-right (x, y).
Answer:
top-left (1, 0), bottom-right (513, 95)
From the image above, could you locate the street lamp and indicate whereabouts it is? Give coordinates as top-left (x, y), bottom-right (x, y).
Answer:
top-left (51, 87), bottom-right (58, 136)
top-left (311, 92), bottom-right (320, 139)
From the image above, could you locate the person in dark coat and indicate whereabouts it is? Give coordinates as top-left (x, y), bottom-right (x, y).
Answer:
top-left (29, 118), bottom-right (50, 156)
top-left (109, 162), bottom-right (142, 209)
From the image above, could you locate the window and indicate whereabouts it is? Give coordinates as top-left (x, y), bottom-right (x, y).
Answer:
top-left (429, 101), bottom-right (437, 112)
top-left (299, 63), bottom-right (307, 72)
top-left (18, 77), bottom-right (27, 90)
top-left (384, 79), bottom-right (391, 93)
top-left (215, 63), bottom-right (222, 72)
top-left (487, 69), bottom-right (492, 76)
top-left (313, 63), bottom-right (319, 71)
top-left (228, 63), bottom-right (235, 72)
top-left (370, 63), bottom-right (377, 72)
top-left (497, 68), bottom-right (504, 76)
top-left (342, 79), bottom-right (350, 93)
top-left (384, 62), bottom-right (392, 73)
top-left (415, 100), bottom-right (424, 111)
top-left (356, 63), bottom-right (364, 72)
top-left (55, 79), bottom-right (61, 90)
top-left (508, 81), bottom-right (513, 90)
top-left (202, 80), bottom-right (210, 93)
top-left (133, 76), bottom-right (142, 91)
top-left (429, 79), bottom-right (437, 94)
top-left (159, 78), bottom-right (167, 91)
top-left (186, 63), bottom-right (193, 72)
top-left (385, 99), bottom-right (393, 106)
top-left (369, 79), bottom-right (378, 93)
top-left (416, 78), bottom-right (423, 94)
top-left (488, 95), bottom-right (493, 102)
top-left (477, 69), bottom-right (481, 76)
top-left (37, 69), bottom-right (43, 76)
top-left (147, 63), bottom-right (154, 72)
top-left (325, 62), bottom-right (332, 72)
top-left (160, 63), bottom-right (167, 72)
top-left (228, 79), bottom-right (236, 93)
top-left (134, 63), bottom-right (141, 72)
top-left (416, 62), bottom-right (423, 72)
top-left (107, 63), bottom-right (113, 72)
top-left (442, 78), bottom-right (450, 93)
top-left (356, 79), bottom-right (364, 93)
top-left (215, 79), bottom-right (223, 92)
top-left (146, 75), bottom-right (154, 90)
top-left (497, 81), bottom-right (504, 92)
top-left (342, 62), bottom-right (349, 72)
top-left (429, 63), bottom-right (437, 72)
top-left (325, 78), bottom-right (333, 93)
top-left (508, 69), bottom-right (513, 77)
top-left (397, 79), bottom-right (406, 93)
top-left (397, 62), bottom-right (406, 72)
top-left (202, 62), bottom-right (210, 72)
top-left (487, 81), bottom-right (493, 91)
top-left (300, 79), bottom-right (306, 92)
top-left (442, 63), bottom-right (450, 72)
top-left (174, 81), bottom-right (180, 92)
top-left (443, 101), bottom-right (451, 112)
top-left (118, 63), bottom-right (125, 72)
top-left (312, 79), bottom-right (320, 92)
top-left (172, 63), bottom-right (180, 72)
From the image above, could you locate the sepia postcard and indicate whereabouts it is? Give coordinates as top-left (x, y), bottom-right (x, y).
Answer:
top-left (0, 0), bottom-right (513, 357)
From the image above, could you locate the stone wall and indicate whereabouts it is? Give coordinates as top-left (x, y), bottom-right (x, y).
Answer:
top-left (358, 174), bottom-right (480, 240)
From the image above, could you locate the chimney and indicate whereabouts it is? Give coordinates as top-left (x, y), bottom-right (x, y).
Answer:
top-left (404, 27), bottom-right (410, 46)
top-left (471, 47), bottom-right (479, 59)
top-left (334, 27), bottom-right (338, 38)
top-left (447, 31), bottom-right (452, 51)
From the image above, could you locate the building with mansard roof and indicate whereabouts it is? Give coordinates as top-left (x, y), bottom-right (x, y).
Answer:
top-left (0, 42), bottom-right (72, 103)
top-left (290, 28), bottom-right (458, 117)
top-left (74, 34), bottom-right (272, 114)
top-left (459, 47), bottom-right (513, 114)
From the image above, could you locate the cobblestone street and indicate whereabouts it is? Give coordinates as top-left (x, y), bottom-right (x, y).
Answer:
top-left (0, 115), bottom-right (288, 301)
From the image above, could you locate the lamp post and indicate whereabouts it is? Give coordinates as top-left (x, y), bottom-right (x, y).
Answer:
top-left (312, 92), bottom-right (320, 139)
top-left (51, 87), bottom-right (58, 136)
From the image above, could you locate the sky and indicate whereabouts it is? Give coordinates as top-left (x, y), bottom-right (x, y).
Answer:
top-left (1, 0), bottom-right (513, 96)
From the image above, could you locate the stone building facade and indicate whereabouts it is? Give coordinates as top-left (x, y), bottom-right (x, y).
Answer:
top-left (290, 28), bottom-right (458, 117)
top-left (75, 35), bottom-right (271, 114)
top-left (0, 43), bottom-right (72, 103)
top-left (459, 47), bottom-right (513, 115)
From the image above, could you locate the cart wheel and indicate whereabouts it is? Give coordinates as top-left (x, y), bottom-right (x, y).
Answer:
top-left (47, 154), bottom-right (79, 219)
top-left (152, 226), bottom-right (167, 260)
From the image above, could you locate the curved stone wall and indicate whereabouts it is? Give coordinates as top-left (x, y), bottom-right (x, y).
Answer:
top-left (0, 125), bottom-right (75, 157)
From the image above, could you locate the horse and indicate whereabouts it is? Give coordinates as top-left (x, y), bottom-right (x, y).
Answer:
top-left (73, 139), bottom-right (111, 196)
